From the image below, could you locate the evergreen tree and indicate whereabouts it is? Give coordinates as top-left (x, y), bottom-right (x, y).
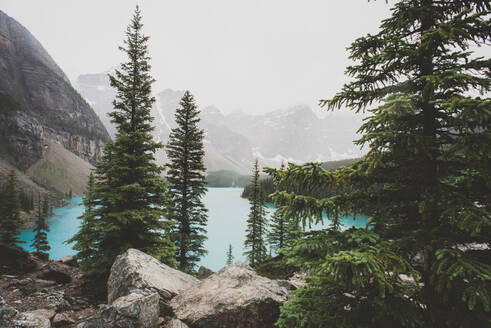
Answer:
top-left (166, 90), bottom-right (208, 273)
top-left (69, 7), bottom-right (176, 288)
top-left (268, 1), bottom-right (491, 327)
top-left (267, 210), bottom-right (287, 252)
top-left (65, 172), bottom-right (102, 277)
top-left (257, 186), bottom-right (269, 263)
top-left (226, 244), bottom-right (234, 265)
top-left (41, 195), bottom-right (50, 218)
top-left (0, 170), bottom-right (22, 246)
top-left (244, 159), bottom-right (268, 267)
top-left (31, 194), bottom-right (50, 259)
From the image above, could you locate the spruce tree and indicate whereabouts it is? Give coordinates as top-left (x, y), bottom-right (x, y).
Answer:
top-left (226, 244), bottom-right (234, 265)
top-left (267, 210), bottom-right (287, 252)
top-left (66, 172), bottom-right (102, 276)
top-left (0, 170), bottom-right (22, 246)
top-left (268, 1), bottom-right (491, 327)
top-left (244, 159), bottom-right (268, 267)
top-left (166, 90), bottom-right (208, 273)
top-left (69, 7), bottom-right (176, 287)
top-left (31, 194), bottom-right (50, 259)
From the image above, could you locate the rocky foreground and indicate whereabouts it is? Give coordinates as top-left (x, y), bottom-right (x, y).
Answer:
top-left (1, 249), bottom-right (303, 328)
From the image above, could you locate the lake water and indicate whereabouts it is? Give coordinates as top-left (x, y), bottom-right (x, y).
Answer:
top-left (19, 188), bottom-right (367, 271)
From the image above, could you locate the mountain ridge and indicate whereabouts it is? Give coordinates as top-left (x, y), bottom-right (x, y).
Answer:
top-left (0, 10), bottom-right (109, 201)
top-left (76, 73), bottom-right (364, 175)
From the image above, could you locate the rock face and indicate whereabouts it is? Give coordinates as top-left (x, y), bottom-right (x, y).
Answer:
top-left (0, 10), bottom-right (109, 173)
top-left (107, 249), bottom-right (199, 316)
top-left (171, 262), bottom-right (289, 328)
top-left (78, 292), bottom-right (159, 328)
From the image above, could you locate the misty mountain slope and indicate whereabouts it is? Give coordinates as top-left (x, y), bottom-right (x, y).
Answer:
top-left (76, 72), bottom-right (117, 138)
top-left (0, 10), bottom-right (109, 196)
top-left (76, 75), bottom-right (252, 173)
top-left (26, 139), bottom-right (94, 197)
top-left (77, 72), bottom-right (364, 174)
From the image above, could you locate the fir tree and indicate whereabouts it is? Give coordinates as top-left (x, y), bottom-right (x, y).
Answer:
top-left (268, 1), bottom-right (491, 327)
top-left (66, 172), bottom-right (102, 276)
top-left (166, 90), bottom-right (208, 273)
top-left (69, 7), bottom-right (176, 288)
top-left (244, 159), bottom-right (268, 267)
top-left (31, 194), bottom-right (50, 259)
top-left (226, 244), bottom-right (234, 265)
top-left (267, 210), bottom-right (287, 252)
top-left (0, 170), bottom-right (22, 246)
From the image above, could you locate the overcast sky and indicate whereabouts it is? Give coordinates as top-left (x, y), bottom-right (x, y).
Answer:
top-left (2, 0), bottom-right (393, 115)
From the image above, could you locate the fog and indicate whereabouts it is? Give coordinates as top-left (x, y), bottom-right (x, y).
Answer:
top-left (2, 0), bottom-right (392, 115)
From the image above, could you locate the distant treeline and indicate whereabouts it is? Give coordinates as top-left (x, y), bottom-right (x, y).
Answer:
top-left (0, 182), bottom-right (34, 212)
top-left (241, 158), bottom-right (362, 202)
top-left (205, 170), bottom-right (251, 188)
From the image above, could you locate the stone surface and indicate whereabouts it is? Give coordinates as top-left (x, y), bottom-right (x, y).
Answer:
top-left (38, 263), bottom-right (71, 284)
top-left (77, 292), bottom-right (159, 328)
top-left (52, 313), bottom-right (75, 327)
top-left (197, 266), bottom-right (214, 279)
top-left (171, 262), bottom-right (289, 328)
top-left (0, 296), bottom-right (18, 323)
top-left (107, 249), bottom-right (199, 315)
top-left (14, 309), bottom-right (55, 328)
top-left (163, 318), bottom-right (189, 328)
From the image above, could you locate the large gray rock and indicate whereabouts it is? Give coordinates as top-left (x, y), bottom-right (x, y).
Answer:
top-left (77, 292), bottom-right (159, 328)
top-left (170, 262), bottom-right (289, 328)
top-left (14, 309), bottom-right (55, 328)
top-left (107, 249), bottom-right (199, 315)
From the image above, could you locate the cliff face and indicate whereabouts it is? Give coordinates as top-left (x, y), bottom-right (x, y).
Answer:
top-left (0, 10), bottom-right (109, 172)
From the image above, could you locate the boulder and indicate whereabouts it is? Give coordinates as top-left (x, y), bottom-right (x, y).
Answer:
top-left (38, 263), bottom-right (71, 284)
top-left (170, 262), bottom-right (289, 328)
top-left (52, 313), bottom-right (75, 327)
top-left (0, 296), bottom-right (18, 326)
top-left (14, 309), bottom-right (55, 328)
top-left (58, 256), bottom-right (77, 267)
top-left (197, 266), bottom-right (214, 279)
top-left (77, 291), bottom-right (159, 328)
top-left (163, 318), bottom-right (189, 328)
top-left (107, 249), bottom-right (199, 315)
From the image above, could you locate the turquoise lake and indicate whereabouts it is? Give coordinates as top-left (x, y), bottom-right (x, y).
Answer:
top-left (19, 188), bottom-right (367, 271)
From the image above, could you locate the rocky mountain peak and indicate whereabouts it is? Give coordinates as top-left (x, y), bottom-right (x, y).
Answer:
top-left (0, 10), bottom-right (69, 86)
top-left (0, 11), bottom-right (110, 198)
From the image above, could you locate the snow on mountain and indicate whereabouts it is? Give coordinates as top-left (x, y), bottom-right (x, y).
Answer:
top-left (76, 73), bottom-right (364, 173)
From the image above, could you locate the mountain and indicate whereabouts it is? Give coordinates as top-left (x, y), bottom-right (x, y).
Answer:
top-left (0, 10), bottom-right (110, 198)
top-left (76, 72), bottom-right (364, 174)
